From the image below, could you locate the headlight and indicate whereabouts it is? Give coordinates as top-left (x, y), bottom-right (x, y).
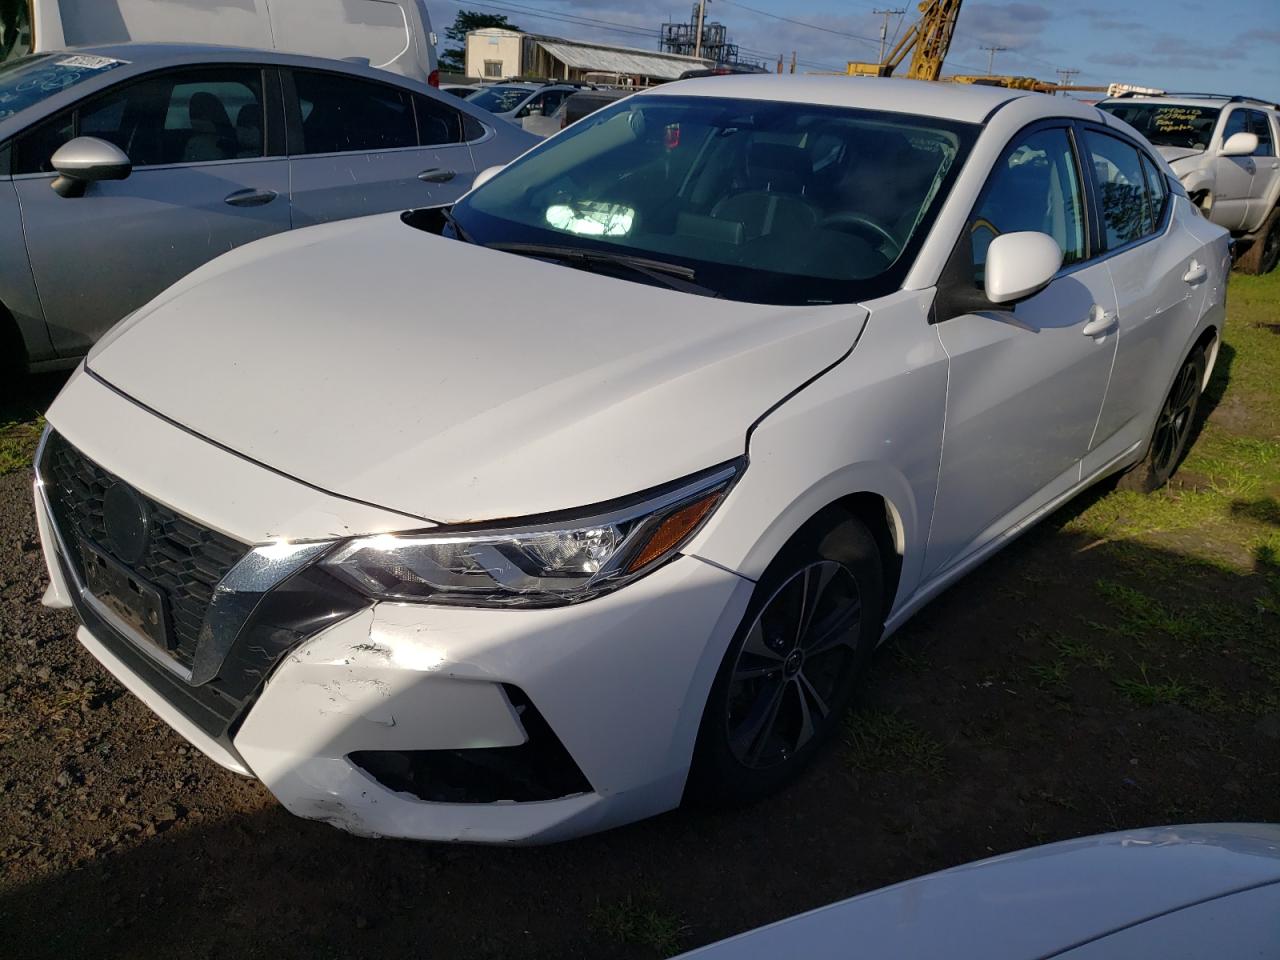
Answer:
top-left (322, 461), bottom-right (741, 607)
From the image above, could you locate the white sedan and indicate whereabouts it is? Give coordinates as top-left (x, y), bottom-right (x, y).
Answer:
top-left (34, 76), bottom-right (1229, 843)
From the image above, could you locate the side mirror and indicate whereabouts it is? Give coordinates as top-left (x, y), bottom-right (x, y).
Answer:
top-left (472, 164), bottom-right (505, 190)
top-left (985, 232), bottom-right (1063, 305)
top-left (50, 137), bottom-right (132, 198)
top-left (1220, 131), bottom-right (1258, 157)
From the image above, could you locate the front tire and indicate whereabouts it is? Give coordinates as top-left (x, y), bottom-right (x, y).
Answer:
top-left (1120, 347), bottom-right (1207, 493)
top-left (1235, 207), bottom-right (1280, 275)
top-left (686, 510), bottom-right (884, 805)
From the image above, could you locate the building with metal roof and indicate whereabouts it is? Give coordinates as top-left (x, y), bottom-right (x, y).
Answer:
top-left (465, 29), bottom-right (712, 86)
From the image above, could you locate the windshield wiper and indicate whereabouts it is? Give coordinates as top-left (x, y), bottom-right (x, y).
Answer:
top-left (440, 206), bottom-right (475, 244)
top-left (486, 242), bottom-right (719, 298)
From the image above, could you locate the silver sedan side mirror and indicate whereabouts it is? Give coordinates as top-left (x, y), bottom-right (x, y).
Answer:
top-left (50, 136), bottom-right (133, 198)
top-left (985, 232), bottom-right (1064, 304)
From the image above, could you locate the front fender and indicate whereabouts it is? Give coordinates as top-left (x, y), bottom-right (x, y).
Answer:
top-left (687, 289), bottom-right (947, 620)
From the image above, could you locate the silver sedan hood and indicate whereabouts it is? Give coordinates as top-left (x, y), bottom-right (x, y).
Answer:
top-left (677, 824), bottom-right (1280, 960)
top-left (88, 214), bottom-right (865, 525)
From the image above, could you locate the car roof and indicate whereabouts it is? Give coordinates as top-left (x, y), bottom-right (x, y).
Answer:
top-left (0, 43), bottom-right (450, 139)
top-left (11, 41), bottom-right (433, 86)
top-left (637, 75), bottom-right (1071, 125)
top-left (1101, 95), bottom-right (1279, 112)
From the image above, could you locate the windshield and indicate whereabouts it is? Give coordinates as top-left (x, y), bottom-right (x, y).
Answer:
top-left (0, 53), bottom-right (128, 121)
top-left (468, 85), bottom-right (533, 114)
top-left (1098, 102), bottom-right (1221, 151)
top-left (450, 95), bottom-right (978, 305)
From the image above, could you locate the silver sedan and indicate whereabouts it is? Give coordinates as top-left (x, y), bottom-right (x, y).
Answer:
top-left (0, 43), bottom-right (537, 376)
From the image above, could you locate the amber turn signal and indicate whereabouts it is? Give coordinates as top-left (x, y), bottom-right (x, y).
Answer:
top-left (627, 492), bottom-right (722, 573)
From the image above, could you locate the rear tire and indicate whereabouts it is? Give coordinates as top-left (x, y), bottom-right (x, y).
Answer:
top-left (686, 510), bottom-right (884, 805)
top-left (1234, 207), bottom-right (1280, 275)
top-left (1119, 347), bottom-right (1207, 493)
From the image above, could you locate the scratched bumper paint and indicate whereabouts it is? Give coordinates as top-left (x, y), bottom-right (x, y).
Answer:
top-left (231, 555), bottom-right (752, 843)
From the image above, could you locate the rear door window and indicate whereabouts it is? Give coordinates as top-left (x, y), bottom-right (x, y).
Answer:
top-left (1084, 130), bottom-right (1154, 249)
top-left (292, 70), bottom-right (416, 154)
top-left (1247, 109), bottom-right (1275, 157)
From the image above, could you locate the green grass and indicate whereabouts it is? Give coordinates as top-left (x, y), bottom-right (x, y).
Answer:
top-left (589, 895), bottom-right (689, 956)
top-left (1064, 270), bottom-right (1280, 563)
top-left (0, 414), bottom-right (44, 476)
top-left (845, 710), bottom-right (946, 776)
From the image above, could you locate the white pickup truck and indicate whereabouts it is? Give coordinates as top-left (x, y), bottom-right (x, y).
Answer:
top-left (2, 0), bottom-right (439, 86)
top-left (1100, 93), bottom-right (1280, 274)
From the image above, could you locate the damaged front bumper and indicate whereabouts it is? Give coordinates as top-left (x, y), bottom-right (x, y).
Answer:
top-left (34, 373), bottom-right (753, 842)
top-left (233, 554), bottom-right (751, 843)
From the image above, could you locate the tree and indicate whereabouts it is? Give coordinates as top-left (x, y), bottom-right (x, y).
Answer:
top-left (440, 11), bottom-right (521, 75)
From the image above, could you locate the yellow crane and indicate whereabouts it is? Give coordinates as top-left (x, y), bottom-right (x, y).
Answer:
top-left (847, 0), bottom-right (962, 82)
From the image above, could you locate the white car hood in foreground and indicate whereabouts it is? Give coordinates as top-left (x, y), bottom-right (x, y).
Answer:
top-left (88, 214), bottom-right (865, 525)
top-left (677, 824), bottom-right (1280, 960)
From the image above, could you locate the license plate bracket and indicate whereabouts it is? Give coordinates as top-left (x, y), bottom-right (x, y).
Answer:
top-left (79, 540), bottom-right (171, 651)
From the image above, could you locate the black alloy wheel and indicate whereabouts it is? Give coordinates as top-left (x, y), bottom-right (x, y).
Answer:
top-left (725, 560), bottom-right (861, 769)
top-left (687, 511), bottom-right (884, 803)
top-left (1121, 347), bottom-right (1207, 493)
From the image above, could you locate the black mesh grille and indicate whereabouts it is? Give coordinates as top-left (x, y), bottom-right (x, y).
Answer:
top-left (41, 432), bottom-right (249, 670)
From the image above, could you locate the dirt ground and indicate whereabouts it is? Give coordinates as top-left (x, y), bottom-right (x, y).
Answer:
top-left (1, 275), bottom-right (1277, 959)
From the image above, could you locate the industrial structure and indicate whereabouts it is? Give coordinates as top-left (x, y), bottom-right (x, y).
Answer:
top-left (659, 4), bottom-right (741, 64)
top-left (465, 28), bottom-right (711, 85)
top-left (846, 0), bottom-right (1110, 95)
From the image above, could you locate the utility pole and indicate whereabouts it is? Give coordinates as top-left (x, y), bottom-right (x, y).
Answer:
top-left (1056, 67), bottom-right (1080, 93)
top-left (790, 50), bottom-right (797, 74)
top-left (776, 52), bottom-right (784, 74)
top-left (980, 44), bottom-right (1008, 75)
top-left (694, 0), bottom-right (707, 60)
top-left (873, 7), bottom-right (906, 65)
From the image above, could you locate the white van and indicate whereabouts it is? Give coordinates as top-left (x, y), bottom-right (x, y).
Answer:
top-left (3, 0), bottom-right (439, 85)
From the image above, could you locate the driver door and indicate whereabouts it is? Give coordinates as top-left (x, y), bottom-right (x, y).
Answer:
top-left (922, 123), bottom-right (1118, 580)
top-left (12, 65), bottom-right (292, 356)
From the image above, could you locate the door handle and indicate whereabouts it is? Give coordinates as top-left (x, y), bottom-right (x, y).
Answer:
top-left (224, 188), bottom-right (278, 208)
top-left (1082, 306), bottom-right (1117, 338)
top-left (1183, 261), bottom-right (1208, 285)
top-left (418, 168), bottom-right (457, 183)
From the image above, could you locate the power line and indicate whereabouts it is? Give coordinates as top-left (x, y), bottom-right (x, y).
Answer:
top-left (715, 0), bottom-right (883, 51)
top-left (435, 0), bottom-right (658, 43)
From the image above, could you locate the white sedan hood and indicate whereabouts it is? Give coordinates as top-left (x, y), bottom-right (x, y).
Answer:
top-left (89, 214), bottom-right (865, 525)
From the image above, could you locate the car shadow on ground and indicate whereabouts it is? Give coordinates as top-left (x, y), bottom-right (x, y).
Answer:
top-left (3, 493), bottom-right (1277, 960)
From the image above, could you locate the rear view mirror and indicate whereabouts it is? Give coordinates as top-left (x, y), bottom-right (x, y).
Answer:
top-left (985, 232), bottom-right (1063, 304)
top-left (1220, 131), bottom-right (1258, 157)
top-left (50, 137), bottom-right (132, 198)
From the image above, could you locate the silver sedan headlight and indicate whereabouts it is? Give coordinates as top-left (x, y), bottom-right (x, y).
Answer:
top-left (322, 462), bottom-right (741, 607)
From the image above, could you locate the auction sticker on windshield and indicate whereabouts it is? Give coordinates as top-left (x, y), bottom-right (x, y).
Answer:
top-left (55, 55), bottom-right (127, 70)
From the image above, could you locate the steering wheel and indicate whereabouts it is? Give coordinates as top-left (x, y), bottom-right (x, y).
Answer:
top-left (820, 212), bottom-right (901, 259)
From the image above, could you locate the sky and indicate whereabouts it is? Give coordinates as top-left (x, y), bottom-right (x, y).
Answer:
top-left (426, 0), bottom-right (1280, 102)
